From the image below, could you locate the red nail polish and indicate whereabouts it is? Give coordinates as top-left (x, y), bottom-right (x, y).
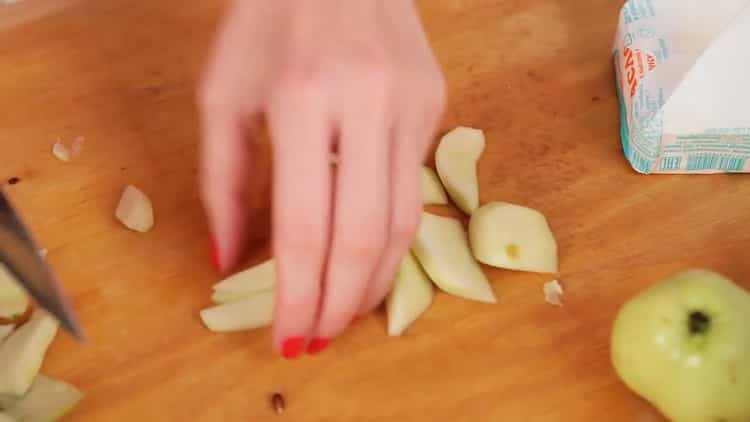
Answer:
top-left (209, 237), bottom-right (221, 272)
top-left (306, 337), bottom-right (331, 355)
top-left (281, 337), bottom-right (304, 359)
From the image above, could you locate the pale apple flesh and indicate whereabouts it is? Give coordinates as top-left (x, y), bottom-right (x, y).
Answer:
top-left (200, 290), bottom-right (275, 332)
top-left (0, 311), bottom-right (59, 396)
top-left (0, 325), bottom-right (12, 342)
top-left (421, 166), bottom-right (448, 205)
top-left (0, 266), bottom-right (28, 321)
top-left (1, 375), bottom-right (82, 422)
top-left (611, 269), bottom-right (750, 422)
top-left (0, 413), bottom-right (14, 422)
top-left (212, 259), bottom-right (275, 295)
top-left (115, 185), bottom-right (154, 233)
top-left (435, 127), bottom-right (485, 215)
top-left (411, 212), bottom-right (496, 303)
top-left (386, 252), bottom-right (435, 336)
top-left (469, 202), bottom-right (558, 274)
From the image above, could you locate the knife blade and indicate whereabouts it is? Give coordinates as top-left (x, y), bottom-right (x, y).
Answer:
top-left (0, 190), bottom-right (84, 339)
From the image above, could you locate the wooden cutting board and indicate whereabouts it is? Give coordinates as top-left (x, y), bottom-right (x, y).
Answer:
top-left (1, 1), bottom-right (748, 420)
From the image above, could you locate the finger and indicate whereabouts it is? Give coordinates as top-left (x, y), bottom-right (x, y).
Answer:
top-left (358, 82), bottom-right (447, 315)
top-left (267, 84), bottom-right (333, 359)
top-left (311, 94), bottom-right (391, 352)
top-left (357, 134), bottom-right (422, 315)
top-left (199, 111), bottom-right (253, 274)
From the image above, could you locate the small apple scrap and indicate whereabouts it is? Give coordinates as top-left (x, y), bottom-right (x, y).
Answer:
top-left (51, 137), bottom-right (84, 163)
top-left (0, 265), bottom-right (29, 322)
top-left (542, 280), bottom-right (563, 306)
top-left (611, 269), bottom-right (750, 422)
top-left (115, 185), bottom-right (154, 233)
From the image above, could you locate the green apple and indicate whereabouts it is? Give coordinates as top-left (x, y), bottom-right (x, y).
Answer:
top-left (611, 269), bottom-right (750, 422)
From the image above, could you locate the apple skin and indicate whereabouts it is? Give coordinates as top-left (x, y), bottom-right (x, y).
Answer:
top-left (611, 269), bottom-right (750, 422)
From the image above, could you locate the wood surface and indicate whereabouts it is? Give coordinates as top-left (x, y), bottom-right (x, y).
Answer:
top-left (1, 0), bottom-right (748, 421)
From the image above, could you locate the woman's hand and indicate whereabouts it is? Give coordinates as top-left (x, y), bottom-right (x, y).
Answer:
top-left (198, 0), bottom-right (446, 358)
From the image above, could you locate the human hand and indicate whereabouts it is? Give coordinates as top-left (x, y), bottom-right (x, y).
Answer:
top-left (198, 0), bottom-right (446, 358)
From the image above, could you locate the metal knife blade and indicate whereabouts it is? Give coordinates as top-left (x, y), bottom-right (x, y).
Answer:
top-left (0, 190), bottom-right (84, 339)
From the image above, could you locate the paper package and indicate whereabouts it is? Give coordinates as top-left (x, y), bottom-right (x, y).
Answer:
top-left (613, 0), bottom-right (750, 173)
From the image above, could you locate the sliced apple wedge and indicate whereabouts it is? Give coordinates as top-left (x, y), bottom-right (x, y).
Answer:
top-left (421, 166), bottom-right (448, 205)
top-left (4, 375), bottom-right (82, 422)
top-left (435, 126), bottom-right (485, 214)
top-left (0, 311), bottom-right (59, 396)
top-left (0, 325), bottom-right (13, 342)
top-left (211, 289), bottom-right (257, 305)
top-left (115, 185), bottom-right (154, 233)
top-left (200, 290), bottom-right (275, 332)
top-left (469, 201), bottom-right (558, 273)
top-left (0, 413), bottom-right (15, 422)
top-left (212, 259), bottom-right (275, 295)
top-left (386, 252), bottom-right (435, 336)
top-left (0, 266), bottom-right (28, 321)
top-left (411, 212), bottom-right (496, 303)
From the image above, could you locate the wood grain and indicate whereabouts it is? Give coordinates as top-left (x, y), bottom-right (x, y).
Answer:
top-left (0, 1), bottom-right (747, 421)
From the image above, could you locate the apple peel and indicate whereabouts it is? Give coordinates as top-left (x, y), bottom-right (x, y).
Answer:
top-left (386, 253), bottom-right (434, 336)
top-left (411, 212), bottom-right (496, 303)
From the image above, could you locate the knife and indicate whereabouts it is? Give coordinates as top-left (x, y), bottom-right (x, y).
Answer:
top-left (0, 190), bottom-right (84, 339)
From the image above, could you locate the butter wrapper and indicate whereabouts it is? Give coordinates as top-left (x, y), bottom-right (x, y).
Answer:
top-left (613, 0), bottom-right (750, 173)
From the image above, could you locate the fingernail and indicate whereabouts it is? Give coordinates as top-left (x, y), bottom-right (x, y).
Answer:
top-left (209, 237), bottom-right (221, 272)
top-left (306, 337), bottom-right (331, 355)
top-left (281, 337), bottom-right (304, 359)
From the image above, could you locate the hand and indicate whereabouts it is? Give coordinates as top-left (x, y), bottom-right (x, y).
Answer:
top-left (197, 0), bottom-right (446, 358)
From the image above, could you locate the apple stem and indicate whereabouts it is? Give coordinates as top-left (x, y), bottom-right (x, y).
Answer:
top-left (689, 311), bottom-right (710, 335)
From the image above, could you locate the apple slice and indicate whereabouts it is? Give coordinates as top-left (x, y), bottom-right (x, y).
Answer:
top-left (211, 289), bottom-right (256, 305)
top-left (386, 252), bottom-right (435, 336)
top-left (469, 201), bottom-right (558, 274)
top-left (0, 266), bottom-right (28, 322)
top-left (115, 185), bottom-right (154, 233)
top-left (200, 290), bottom-right (275, 332)
top-left (0, 325), bottom-right (13, 342)
top-left (0, 311), bottom-right (59, 396)
top-left (435, 126), bottom-right (485, 214)
top-left (421, 166), bottom-right (448, 205)
top-left (212, 259), bottom-right (275, 295)
top-left (411, 212), bottom-right (496, 303)
top-left (4, 375), bottom-right (82, 422)
top-left (0, 413), bottom-right (15, 422)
